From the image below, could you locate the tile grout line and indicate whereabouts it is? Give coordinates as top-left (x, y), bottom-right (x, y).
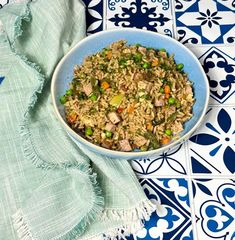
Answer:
top-left (171, 0), bottom-right (178, 40)
top-left (138, 174), bottom-right (234, 179)
top-left (103, 0), bottom-right (106, 30)
top-left (186, 138), bottom-right (199, 240)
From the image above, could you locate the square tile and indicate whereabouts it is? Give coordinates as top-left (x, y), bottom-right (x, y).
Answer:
top-left (198, 46), bottom-right (235, 105)
top-left (131, 144), bottom-right (189, 176)
top-left (188, 107), bottom-right (235, 174)
top-left (125, 178), bottom-right (193, 240)
top-left (192, 178), bottom-right (235, 240)
top-left (175, 0), bottom-right (235, 45)
top-left (83, 0), bottom-right (104, 34)
top-left (105, 0), bottom-right (174, 37)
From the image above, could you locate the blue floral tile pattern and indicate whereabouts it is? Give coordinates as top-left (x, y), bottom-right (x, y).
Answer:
top-left (131, 144), bottom-right (188, 176)
top-left (188, 107), bottom-right (235, 174)
top-left (125, 179), bottom-right (193, 240)
top-left (192, 179), bottom-right (235, 240)
top-left (83, 0), bottom-right (103, 34)
top-left (106, 0), bottom-right (174, 37)
top-left (198, 46), bottom-right (235, 105)
top-left (175, 0), bottom-right (235, 44)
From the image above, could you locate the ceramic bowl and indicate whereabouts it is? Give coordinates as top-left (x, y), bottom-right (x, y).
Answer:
top-left (51, 28), bottom-right (209, 159)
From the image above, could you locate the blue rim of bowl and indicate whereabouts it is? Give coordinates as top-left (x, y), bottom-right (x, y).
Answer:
top-left (51, 28), bottom-right (210, 158)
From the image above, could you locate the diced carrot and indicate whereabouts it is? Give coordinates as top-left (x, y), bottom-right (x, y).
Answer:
top-left (117, 107), bottom-right (124, 113)
top-left (146, 123), bottom-right (153, 131)
top-left (152, 59), bottom-right (159, 67)
top-left (164, 85), bottom-right (170, 94)
top-left (106, 51), bottom-right (112, 60)
top-left (161, 136), bottom-right (170, 145)
top-left (165, 93), bottom-right (170, 99)
top-left (68, 113), bottom-right (77, 123)
top-left (127, 105), bottom-right (135, 114)
top-left (101, 81), bottom-right (110, 90)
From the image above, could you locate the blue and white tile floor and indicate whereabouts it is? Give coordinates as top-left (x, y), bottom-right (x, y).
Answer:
top-left (81, 0), bottom-right (235, 239)
top-left (1, 0), bottom-right (234, 239)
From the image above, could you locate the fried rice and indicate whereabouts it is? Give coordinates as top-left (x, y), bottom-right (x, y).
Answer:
top-left (60, 40), bottom-right (195, 151)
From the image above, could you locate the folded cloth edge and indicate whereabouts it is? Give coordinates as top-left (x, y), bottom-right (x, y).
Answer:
top-left (4, 1), bottom-right (157, 239)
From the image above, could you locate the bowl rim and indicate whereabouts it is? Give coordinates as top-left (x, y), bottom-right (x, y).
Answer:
top-left (51, 28), bottom-right (210, 158)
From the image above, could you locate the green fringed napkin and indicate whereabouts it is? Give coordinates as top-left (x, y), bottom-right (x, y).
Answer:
top-left (0, 0), bottom-right (156, 239)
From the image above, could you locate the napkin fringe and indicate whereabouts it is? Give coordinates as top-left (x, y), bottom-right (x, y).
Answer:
top-left (88, 199), bottom-right (156, 240)
top-left (12, 0), bottom-right (62, 170)
top-left (12, 169), bottom-right (104, 240)
top-left (10, 0), bottom-right (52, 170)
top-left (12, 209), bottom-right (35, 240)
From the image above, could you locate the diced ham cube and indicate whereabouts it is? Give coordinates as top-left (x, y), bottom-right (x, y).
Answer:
top-left (171, 122), bottom-right (183, 135)
top-left (105, 123), bottom-right (116, 132)
top-left (154, 98), bottom-right (165, 107)
top-left (83, 82), bottom-right (92, 96)
top-left (185, 85), bottom-right (193, 94)
top-left (119, 140), bottom-right (132, 152)
top-left (101, 139), bottom-right (113, 149)
top-left (108, 112), bottom-right (121, 124)
top-left (138, 46), bottom-right (147, 55)
top-left (134, 136), bottom-right (147, 147)
top-left (134, 72), bottom-right (144, 82)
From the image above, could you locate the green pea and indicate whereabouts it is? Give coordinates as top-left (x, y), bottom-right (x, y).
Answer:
top-left (159, 88), bottom-right (164, 93)
top-left (168, 97), bottom-right (175, 105)
top-left (159, 48), bottom-right (166, 52)
top-left (165, 129), bottom-right (172, 136)
top-left (177, 63), bottom-right (184, 70)
top-left (105, 130), bottom-right (113, 138)
top-left (142, 62), bottom-right (151, 69)
top-left (133, 53), bottom-right (142, 63)
top-left (59, 95), bottom-right (67, 104)
top-left (66, 89), bottom-right (73, 96)
top-left (85, 127), bottom-right (93, 136)
top-left (89, 93), bottom-right (98, 101)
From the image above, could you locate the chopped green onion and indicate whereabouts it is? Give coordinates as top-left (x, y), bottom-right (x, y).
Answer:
top-left (105, 130), bottom-right (113, 138)
top-left (168, 97), bottom-right (175, 105)
top-left (78, 92), bottom-right (86, 100)
top-left (159, 48), bottom-right (166, 52)
top-left (167, 112), bottom-right (177, 123)
top-left (140, 145), bottom-right (148, 151)
top-left (165, 129), bottom-right (172, 136)
top-left (119, 59), bottom-right (127, 66)
top-left (99, 87), bottom-right (105, 94)
top-left (85, 127), bottom-right (93, 136)
top-left (133, 53), bottom-right (142, 63)
top-left (59, 95), bottom-right (67, 104)
top-left (152, 118), bottom-right (164, 126)
top-left (142, 62), bottom-right (151, 69)
top-left (135, 43), bottom-right (142, 47)
top-left (175, 99), bottom-right (181, 108)
top-left (66, 89), bottom-right (73, 96)
top-left (161, 64), bottom-right (170, 70)
top-left (176, 63), bottom-right (184, 71)
top-left (99, 64), bottom-right (107, 71)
